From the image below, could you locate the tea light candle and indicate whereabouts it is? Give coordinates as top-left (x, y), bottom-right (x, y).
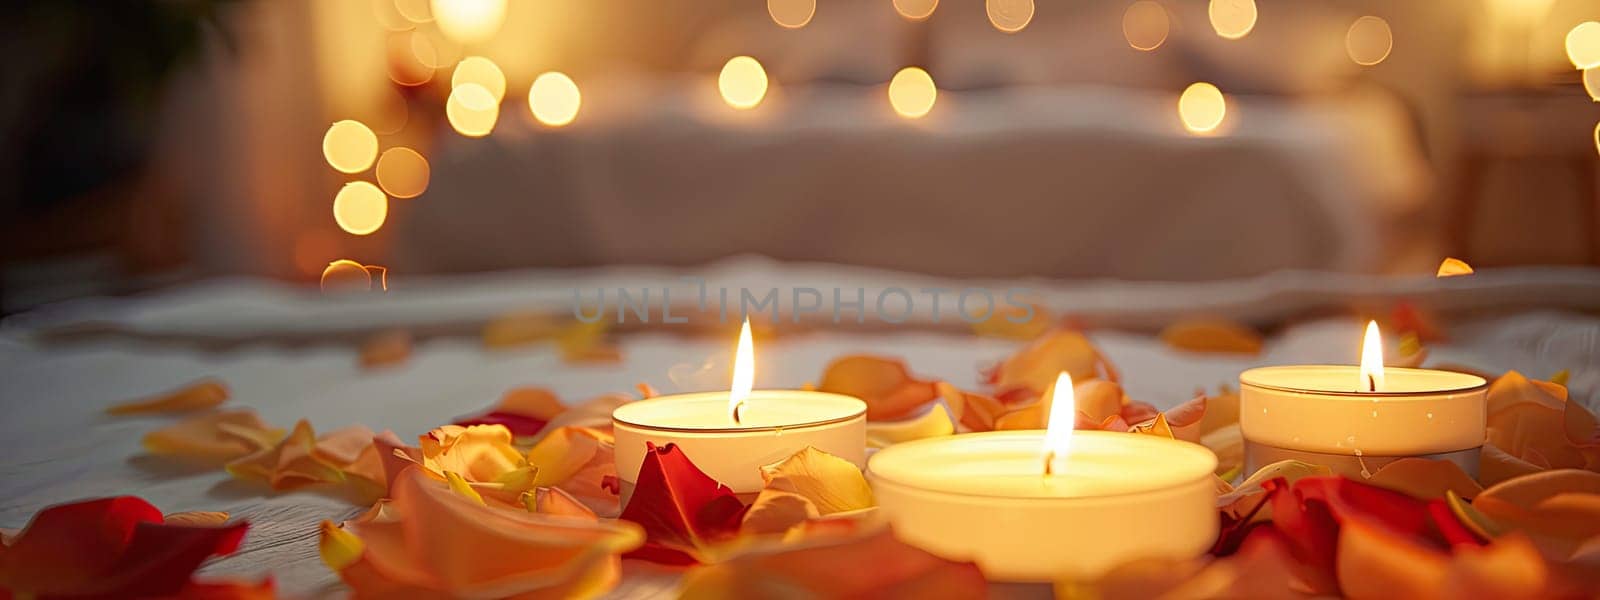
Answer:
top-left (868, 373), bottom-right (1219, 581)
top-left (612, 321), bottom-right (867, 501)
top-left (1239, 322), bottom-right (1488, 478)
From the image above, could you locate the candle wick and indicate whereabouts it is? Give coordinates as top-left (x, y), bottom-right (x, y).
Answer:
top-left (732, 401), bottom-right (743, 425)
top-left (1367, 374), bottom-right (1376, 393)
top-left (1043, 450), bottom-right (1055, 476)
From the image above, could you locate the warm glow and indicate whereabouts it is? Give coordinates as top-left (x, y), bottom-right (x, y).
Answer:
top-left (431, 0), bottom-right (505, 44)
top-left (375, 147), bottom-right (431, 199)
top-left (446, 82), bottom-right (499, 137)
top-left (894, 0), bottom-right (938, 21)
top-left (1585, 68), bottom-right (1600, 102)
top-left (333, 182), bottom-right (389, 236)
top-left (1436, 257), bottom-right (1474, 277)
top-left (322, 120), bottom-right (378, 174)
top-left (1359, 320), bottom-right (1385, 393)
top-left (1345, 16), bottom-right (1393, 66)
top-left (387, 33), bottom-right (435, 87)
top-left (321, 260), bottom-right (389, 293)
top-left (730, 318), bottom-right (755, 423)
top-left (1208, 0), bottom-right (1256, 40)
top-left (452, 56), bottom-right (506, 102)
top-left (1122, 1), bottom-right (1170, 52)
top-left (719, 56), bottom-right (769, 110)
top-left (1042, 371), bottom-right (1075, 475)
top-left (1178, 82), bottom-right (1226, 134)
top-left (528, 72), bottom-right (582, 126)
top-left (1568, 22), bottom-right (1600, 69)
top-left (768, 0), bottom-right (815, 29)
top-left (395, 0), bottom-right (433, 23)
top-left (986, 0), bottom-right (1034, 33)
top-left (888, 67), bottom-right (937, 119)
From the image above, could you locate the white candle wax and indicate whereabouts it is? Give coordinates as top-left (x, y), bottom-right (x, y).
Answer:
top-left (612, 390), bottom-right (866, 499)
top-left (1239, 365), bottom-right (1487, 476)
top-left (868, 430), bottom-right (1218, 581)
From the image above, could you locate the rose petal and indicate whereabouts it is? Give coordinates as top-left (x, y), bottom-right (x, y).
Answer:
top-left (678, 528), bottom-right (986, 598)
top-left (525, 487), bottom-right (598, 520)
top-left (1479, 469), bottom-right (1600, 510)
top-left (1437, 257), bottom-right (1474, 277)
top-left (164, 512), bottom-right (230, 527)
top-left (421, 424), bottom-right (527, 484)
top-left (933, 382), bottom-right (1005, 432)
top-left (866, 402), bottom-right (954, 448)
top-left (759, 447), bottom-right (874, 515)
top-left (1439, 534), bottom-right (1554, 600)
top-left (1365, 458), bottom-right (1484, 500)
top-left (1077, 527), bottom-right (1302, 600)
top-left (142, 410), bottom-right (284, 463)
top-left (1159, 318), bottom-right (1263, 355)
top-left (817, 355), bottom-right (939, 422)
top-left (1336, 516), bottom-right (1449, 599)
top-left (481, 311), bottom-right (561, 349)
top-left (171, 577), bottom-right (277, 600)
top-left (526, 426), bottom-right (621, 517)
top-left (226, 420), bottom-right (347, 490)
top-left (618, 443), bottom-right (748, 565)
top-left (358, 330), bottom-right (412, 370)
top-left (1480, 443), bottom-right (1546, 487)
top-left (107, 379), bottom-right (229, 415)
top-left (741, 490), bottom-right (819, 537)
top-left (985, 329), bottom-right (1117, 398)
top-left (326, 466), bottom-right (644, 597)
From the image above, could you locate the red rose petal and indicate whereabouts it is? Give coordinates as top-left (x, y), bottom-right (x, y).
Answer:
top-left (618, 443), bottom-right (748, 565)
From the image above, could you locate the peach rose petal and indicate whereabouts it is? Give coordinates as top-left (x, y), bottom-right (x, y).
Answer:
top-left (526, 426), bottom-right (621, 517)
top-left (107, 379), bottom-right (229, 415)
top-left (421, 424), bottom-right (527, 485)
top-left (1159, 318), bottom-right (1263, 355)
top-left (986, 329), bottom-right (1118, 398)
top-left (557, 320), bottom-right (623, 364)
top-left (1336, 517), bottom-right (1449, 599)
top-left (971, 302), bottom-right (1052, 340)
top-left (1197, 385), bottom-right (1241, 436)
top-left (1219, 460), bottom-right (1331, 512)
top-left (1439, 534), bottom-right (1552, 600)
top-left (323, 467), bottom-right (644, 598)
top-left (759, 447), bottom-right (874, 515)
top-left (164, 512), bottom-right (231, 527)
top-left (1479, 469), bottom-right (1600, 511)
top-left (225, 420), bottom-right (347, 490)
top-left (866, 402), bottom-right (954, 448)
top-left (1437, 257), bottom-right (1474, 278)
top-left (481, 311), bottom-right (561, 349)
top-left (678, 529), bottom-right (986, 598)
top-left (741, 490), bottom-right (819, 537)
top-left (1071, 529), bottom-right (1302, 600)
top-left (524, 487), bottom-right (598, 520)
top-left (358, 330), bottom-right (412, 370)
top-left (142, 410), bottom-right (285, 463)
top-left (1366, 458), bottom-right (1484, 501)
top-left (537, 394), bottom-right (631, 440)
top-left (1480, 443), bottom-right (1550, 488)
top-left (817, 355), bottom-right (939, 422)
top-left (933, 382), bottom-right (1005, 432)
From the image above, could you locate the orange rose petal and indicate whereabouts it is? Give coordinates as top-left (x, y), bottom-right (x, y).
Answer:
top-left (992, 403), bottom-right (1041, 430)
top-left (1069, 379), bottom-right (1127, 424)
top-left (164, 512), bottom-right (230, 527)
top-left (1159, 318), bottom-right (1263, 355)
top-left (1439, 534), bottom-right (1552, 600)
top-left (741, 489), bottom-right (819, 536)
top-left (526, 487), bottom-right (599, 520)
top-left (498, 387), bottom-right (569, 421)
top-left (172, 577), bottom-right (277, 600)
top-left (527, 426), bottom-right (621, 517)
top-left (226, 420), bottom-right (347, 490)
top-left (1480, 443), bottom-right (1545, 487)
top-left (107, 379), bottom-right (229, 415)
top-left (420, 424), bottom-right (527, 484)
top-left (481, 311), bottom-right (560, 349)
top-left (1161, 394), bottom-right (1207, 443)
top-left (1336, 517), bottom-right (1449, 599)
top-left (1436, 257), bottom-right (1474, 278)
top-left (1479, 469), bottom-right (1600, 510)
top-left (679, 529), bottom-right (986, 598)
top-left (143, 410), bottom-right (284, 463)
top-left (986, 329), bottom-right (1117, 397)
top-left (358, 330), bottom-right (412, 370)
top-left (1366, 458), bottom-right (1484, 500)
top-left (933, 382), bottom-right (1005, 432)
top-left (817, 355), bottom-right (939, 421)
top-left (971, 302), bottom-right (1052, 340)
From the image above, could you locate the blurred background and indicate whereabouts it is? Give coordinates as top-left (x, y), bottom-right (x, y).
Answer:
top-left (2, 0), bottom-right (1598, 312)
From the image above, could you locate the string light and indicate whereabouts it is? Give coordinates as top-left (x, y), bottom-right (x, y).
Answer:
top-left (1567, 22), bottom-right (1600, 69)
top-left (431, 0), bottom-right (505, 44)
top-left (528, 72), bottom-right (582, 126)
top-left (767, 0), bottom-right (815, 29)
top-left (986, 0), bottom-right (1034, 33)
top-left (893, 0), bottom-right (938, 21)
top-left (719, 56), bottom-right (769, 110)
top-left (1208, 0), bottom-right (1256, 40)
top-left (333, 182), bottom-right (389, 235)
top-left (452, 56), bottom-right (506, 102)
top-left (888, 67), bottom-right (937, 119)
top-left (322, 120), bottom-right (379, 174)
top-left (1178, 82), bottom-right (1226, 134)
top-left (446, 82), bottom-right (499, 137)
top-left (376, 147), bottom-right (431, 198)
top-left (1122, 1), bottom-right (1170, 52)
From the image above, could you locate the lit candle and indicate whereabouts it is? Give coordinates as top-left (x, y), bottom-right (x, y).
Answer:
top-left (868, 372), bottom-right (1219, 581)
top-left (1239, 321), bottom-right (1488, 478)
top-left (612, 320), bottom-right (867, 502)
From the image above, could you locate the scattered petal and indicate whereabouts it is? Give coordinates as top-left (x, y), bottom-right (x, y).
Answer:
top-left (618, 443), bottom-right (748, 565)
top-left (866, 402), bottom-right (954, 447)
top-left (107, 379), bottom-right (229, 415)
top-left (985, 329), bottom-right (1117, 399)
top-left (760, 447), bottom-right (874, 515)
top-left (164, 512), bottom-right (230, 527)
top-left (525, 487), bottom-right (598, 520)
top-left (678, 529), bottom-right (986, 598)
top-left (817, 355), bottom-right (939, 421)
top-left (358, 330), bottom-right (412, 370)
top-left (970, 302), bottom-right (1052, 340)
top-left (1365, 458), bottom-right (1484, 500)
top-left (1437, 257), bottom-right (1474, 277)
top-left (525, 426), bottom-right (621, 517)
top-left (143, 410), bottom-right (284, 463)
top-left (933, 382), bottom-right (1005, 432)
top-left (482, 311), bottom-right (560, 349)
top-left (1160, 318), bottom-right (1263, 355)
top-left (226, 420), bottom-right (347, 490)
top-left (420, 424), bottom-right (526, 485)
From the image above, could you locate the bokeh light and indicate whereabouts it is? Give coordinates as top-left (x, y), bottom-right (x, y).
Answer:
top-left (373, 0), bottom-right (412, 31)
top-left (893, 0), bottom-right (938, 21)
top-left (1178, 82), bottom-right (1226, 134)
top-left (322, 120), bottom-right (379, 174)
top-left (768, 0), bottom-right (815, 29)
top-left (446, 82), bottom-right (499, 137)
top-left (375, 147), bottom-right (431, 198)
top-left (1345, 16), bottom-right (1393, 66)
top-left (528, 72), bottom-right (582, 127)
top-left (452, 56), bottom-right (506, 102)
top-left (1567, 22), bottom-right (1600, 69)
top-left (719, 56), bottom-right (769, 110)
top-left (333, 181), bottom-right (389, 236)
top-left (1208, 0), bottom-right (1257, 40)
top-left (1584, 68), bottom-right (1600, 101)
top-left (395, 0), bottom-right (432, 23)
top-left (1122, 1), bottom-right (1170, 52)
top-left (386, 33), bottom-right (435, 86)
top-left (888, 67), bottom-right (937, 119)
top-left (1594, 122), bottom-right (1599, 156)
top-left (986, 0), bottom-right (1034, 33)
top-left (431, 0), bottom-right (505, 44)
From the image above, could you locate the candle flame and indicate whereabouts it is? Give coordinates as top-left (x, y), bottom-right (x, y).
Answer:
top-left (730, 318), bottom-right (754, 423)
top-left (1042, 371), bottom-right (1075, 475)
top-left (1360, 320), bottom-right (1385, 393)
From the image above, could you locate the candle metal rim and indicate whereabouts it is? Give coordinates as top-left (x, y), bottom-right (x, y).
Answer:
top-left (866, 430), bottom-right (1218, 501)
top-left (611, 390), bottom-right (866, 433)
top-left (1240, 365), bottom-right (1487, 397)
